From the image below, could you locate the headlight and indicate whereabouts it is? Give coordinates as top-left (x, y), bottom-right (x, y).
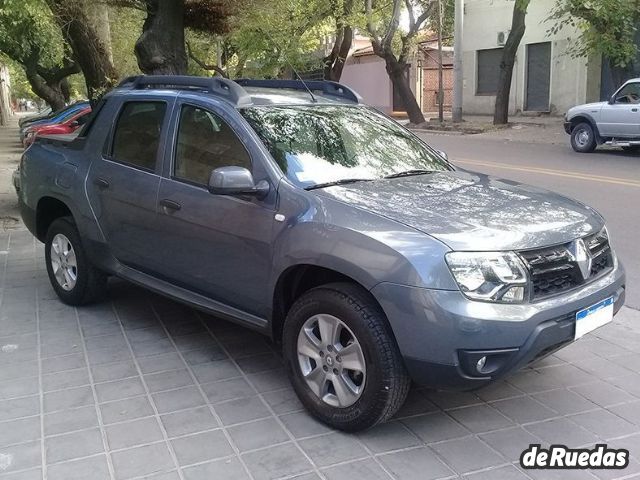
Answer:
top-left (445, 251), bottom-right (529, 303)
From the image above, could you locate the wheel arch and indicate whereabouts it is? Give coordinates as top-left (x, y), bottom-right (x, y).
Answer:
top-left (35, 196), bottom-right (74, 242)
top-left (568, 114), bottom-right (603, 143)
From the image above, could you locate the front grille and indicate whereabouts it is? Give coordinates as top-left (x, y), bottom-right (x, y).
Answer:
top-left (519, 232), bottom-right (613, 300)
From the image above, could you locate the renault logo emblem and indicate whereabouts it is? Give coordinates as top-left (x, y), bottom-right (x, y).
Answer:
top-left (568, 239), bottom-right (592, 280)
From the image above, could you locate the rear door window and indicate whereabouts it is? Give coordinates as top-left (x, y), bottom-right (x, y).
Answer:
top-left (111, 101), bottom-right (167, 171)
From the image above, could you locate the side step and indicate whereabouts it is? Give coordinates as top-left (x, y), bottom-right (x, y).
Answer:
top-left (606, 139), bottom-right (640, 147)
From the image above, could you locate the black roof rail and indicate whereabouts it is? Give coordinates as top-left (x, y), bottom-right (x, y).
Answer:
top-left (234, 79), bottom-right (361, 103)
top-left (116, 75), bottom-right (252, 107)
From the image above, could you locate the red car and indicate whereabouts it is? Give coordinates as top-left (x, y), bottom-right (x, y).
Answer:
top-left (23, 107), bottom-right (92, 147)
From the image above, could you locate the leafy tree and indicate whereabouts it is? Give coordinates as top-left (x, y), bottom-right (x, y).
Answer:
top-left (365, 0), bottom-right (437, 124)
top-left (0, 0), bottom-right (81, 110)
top-left (324, 0), bottom-right (356, 81)
top-left (548, 0), bottom-right (639, 87)
top-left (494, 0), bottom-right (530, 125)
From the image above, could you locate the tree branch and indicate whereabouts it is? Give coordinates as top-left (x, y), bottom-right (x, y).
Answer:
top-left (186, 41), bottom-right (228, 78)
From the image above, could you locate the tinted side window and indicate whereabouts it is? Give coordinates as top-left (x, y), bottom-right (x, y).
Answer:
top-left (174, 105), bottom-right (251, 185)
top-left (615, 83), bottom-right (640, 104)
top-left (111, 102), bottom-right (167, 171)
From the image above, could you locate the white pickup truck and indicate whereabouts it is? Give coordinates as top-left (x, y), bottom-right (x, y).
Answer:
top-left (565, 78), bottom-right (640, 153)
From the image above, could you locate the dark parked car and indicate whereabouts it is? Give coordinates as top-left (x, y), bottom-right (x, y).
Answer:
top-left (18, 76), bottom-right (626, 431)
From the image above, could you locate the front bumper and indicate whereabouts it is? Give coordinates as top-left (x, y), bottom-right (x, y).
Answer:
top-left (372, 260), bottom-right (626, 390)
top-left (564, 121), bottom-right (572, 134)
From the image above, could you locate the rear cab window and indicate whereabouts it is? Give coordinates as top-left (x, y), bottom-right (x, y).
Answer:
top-left (109, 101), bottom-right (167, 172)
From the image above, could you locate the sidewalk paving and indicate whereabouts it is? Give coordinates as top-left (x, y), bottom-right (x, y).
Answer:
top-left (1, 118), bottom-right (640, 480)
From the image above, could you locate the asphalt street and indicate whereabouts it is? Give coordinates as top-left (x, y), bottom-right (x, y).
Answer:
top-left (414, 130), bottom-right (640, 311)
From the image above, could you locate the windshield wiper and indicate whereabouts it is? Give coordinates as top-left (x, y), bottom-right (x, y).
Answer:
top-left (384, 169), bottom-right (435, 179)
top-left (305, 178), bottom-right (373, 190)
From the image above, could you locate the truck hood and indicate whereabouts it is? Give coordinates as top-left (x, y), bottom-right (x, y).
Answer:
top-left (568, 102), bottom-right (606, 115)
top-left (313, 170), bottom-right (603, 251)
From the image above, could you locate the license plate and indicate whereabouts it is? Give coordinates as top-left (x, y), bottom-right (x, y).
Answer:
top-left (575, 297), bottom-right (614, 339)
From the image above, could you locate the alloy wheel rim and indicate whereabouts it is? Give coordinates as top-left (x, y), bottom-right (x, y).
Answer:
top-left (50, 233), bottom-right (78, 291)
top-left (297, 314), bottom-right (366, 407)
top-left (576, 129), bottom-right (590, 147)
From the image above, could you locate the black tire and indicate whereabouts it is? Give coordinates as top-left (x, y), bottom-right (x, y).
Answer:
top-left (283, 282), bottom-right (410, 431)
top-left (570, 122), bottom-right (597, 153)
top-left (622, 145), bottom-right (640, 154)
top-left (44, 216), bottom-right (107, 305)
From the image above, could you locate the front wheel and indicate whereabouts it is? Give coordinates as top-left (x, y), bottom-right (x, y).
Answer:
top-left (570, 122), bottom-right (597, 153)
top-left (283, 283), bottom-right (410, 431)
top-left (45, 217), bottom-right (107, 305)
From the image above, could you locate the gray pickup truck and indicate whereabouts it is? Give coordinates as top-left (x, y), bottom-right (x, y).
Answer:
top-left (565, 78), bottom-right (640, 153)
top-left (19, 76), bottom-right (626, 431)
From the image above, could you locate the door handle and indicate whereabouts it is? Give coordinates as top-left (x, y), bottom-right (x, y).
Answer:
top-left (160, 199), bottom-right (181, 212)
top-left (92, 178), bottom-right (109, 189)
top-left (632, 108), bottom-right (638, 112)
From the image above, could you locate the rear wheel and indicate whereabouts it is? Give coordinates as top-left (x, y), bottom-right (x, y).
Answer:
top-left (570, 122), bottom-right (597, 153)
top-left (45, 217), bottom-right (107, 305)
top-left (283, 282), bottom-right (410, 431)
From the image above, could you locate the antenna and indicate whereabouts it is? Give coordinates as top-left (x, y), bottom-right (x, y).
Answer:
top-left (259, 28), bottom-right (317, 103)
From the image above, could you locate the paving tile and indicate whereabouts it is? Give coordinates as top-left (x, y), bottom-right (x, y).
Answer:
top-left (235, 353), bottom-right (283, 374)
top-left (279, 411), bottom-right (333, 439)
top-left (45, 427), bottom-right (104, 464)
top-left (262, 389), bottom-right (303, 415)
top-left (0, 360), bottom-right (38, 381)
top-left (476, 381), bottom-right (524, 402)
top-left (91, 361), bottom-right (139, 384)
top-left (300, 432), bottom-right (369, 467)
top-left (322, 458), bottom-right (390, 480)
top-left (144, 368), bottom-right (194, 393)
top-left (111, 442), bottom-right (175, 479)
top-left (95, 377), bottom-right (146, 403)
top-left (84, 333), bottom-right (128, 352)
top-left (43, 405), bottom-right (99, 436)
top-left (44, 385), bottom-right (94, 413)
top-left (569, 409), bottom-right (637, 440)
top-left (431, 436), bottom-right (506, 474)
top-left (228, 417), bottom-right (289, 452)
top-left (0, 396), bottom-right (40, 422)
top-left (172, 332), bottom-right (217, 352)
top-left (490, 396), bottom-right (557, 424)
top-left (152, 386), bottom-right (206, 414)
top-left (106, 417), bottom-right (164, 450)
top-left (171, 430), bottom-right (233, 466)
top-left (42, 368), bottom-right (90, 392)
top-left (202, 378), bottom-right (254, 404)
top-left (571, 380), bottom-right (637, 407)
top-left (40, 353), bottom-right (86, 374)
top-left (357, 421), bottom-right (420, 453)
top-left (532, 388), bottom-right (599, 415)
top-left (609, 400), bottom-right (640, 426)
top-left (100, 396), bottom-right (154, 424)
top-left (425, 390), bottom-right (483, 410)
top-left (463, 464), bottom-right (529, 480)
top-left (137, 352), bottom-right (186, 375)
top-left (448, 404), bottom-right (514, 433)
top-left (0, 376), bottom-right (39, 401)
top-left (246, 369), bottom-right (290, 393)
top-left (142, 472), bottom-right (181, 480)
top-left (183, 456), bottom-right (249, 480)
top-left (0, 416), bottom-right (41, 448)
top-left (0, 440), bottom-right (41, 473)
top-left (524, 417), bottom-right (598, 446)
top-left (191, 360), bottom-right (241, 384)
top-left (0, 468), bottom-right (43, 480)
top-left (379, 446), bottom-right (454, 480)
top-left (47, 454), bottom-right (111, 480)
top-left (479, 426), bottom-right (541, 462)
top-left (215, 396), bottom-right (271, 426)
top-left (401, 411), bottom-right (469, 444)
top-left (242, 443), bottom-right (312, 480)
top-left (506, 369), bottom-right (564, 394)
top-left (161, 406), bottom-right (219, 438)
top-left (131, 338), bottom-right (177, 358)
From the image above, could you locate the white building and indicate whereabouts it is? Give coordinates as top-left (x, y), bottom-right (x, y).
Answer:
top-left (461, 0), bottom-right (601, 116)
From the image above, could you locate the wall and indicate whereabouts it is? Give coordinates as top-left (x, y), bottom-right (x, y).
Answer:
top-left (341, 55), bottom-right (393, 113)
top-left (462, 0), bottom-right (596, 116)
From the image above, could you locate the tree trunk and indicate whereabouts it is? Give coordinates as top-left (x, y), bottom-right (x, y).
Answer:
top-left (24, 67), bottom-right (67, 111)
top-left (386, 58), bottom-right (425, 124)
top-left (46, 0), bottom-right (118, 102)
top-left (135, 0), bottom-right (188, 75)
top-left (493, 0), bottom-right (530, 125)
top-left (324, 26), bottom-right (353, 81)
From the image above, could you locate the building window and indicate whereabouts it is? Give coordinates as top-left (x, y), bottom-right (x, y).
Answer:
top-left (476, 48), bottom-right (503, 95)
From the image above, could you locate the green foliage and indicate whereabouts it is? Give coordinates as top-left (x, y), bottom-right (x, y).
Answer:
top-left (109, 5), bottom-right (145, 76)
top-left (548, 0), bottom-right (639, 67)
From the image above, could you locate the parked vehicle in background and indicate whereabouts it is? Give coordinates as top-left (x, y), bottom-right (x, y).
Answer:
top-left (19, 76), bottom-right (626, 431)
top-left (18, 106), bottom-right (53, 127)
top-left (22, 107), bottom-right (92, 148)
top-left (565, 78), bottom-right (640, 153)
top-left (19, 101), bottom-right (89, 142)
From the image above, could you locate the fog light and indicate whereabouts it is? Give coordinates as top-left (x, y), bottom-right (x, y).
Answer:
top-left (476, 356), bottom-right (487, 373)
top-left (501, 286), bottom-right (525, 302)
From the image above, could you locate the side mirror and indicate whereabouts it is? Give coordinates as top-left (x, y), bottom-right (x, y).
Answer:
top-left (436, 149), bottom-right (449, 161)
top-left (609, 94), bottom-right (616, 105)
top-left (208, 166), bottom-right (269, 198)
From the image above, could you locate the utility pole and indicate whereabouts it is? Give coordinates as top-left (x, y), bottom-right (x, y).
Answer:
top-left (437, 0), bottom-right (444, 123)
top-left (452, 0), bottom-right (463, 123)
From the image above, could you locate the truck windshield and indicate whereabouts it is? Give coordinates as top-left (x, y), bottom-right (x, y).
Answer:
top-left (241, 105), bottom-right (452, 189)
